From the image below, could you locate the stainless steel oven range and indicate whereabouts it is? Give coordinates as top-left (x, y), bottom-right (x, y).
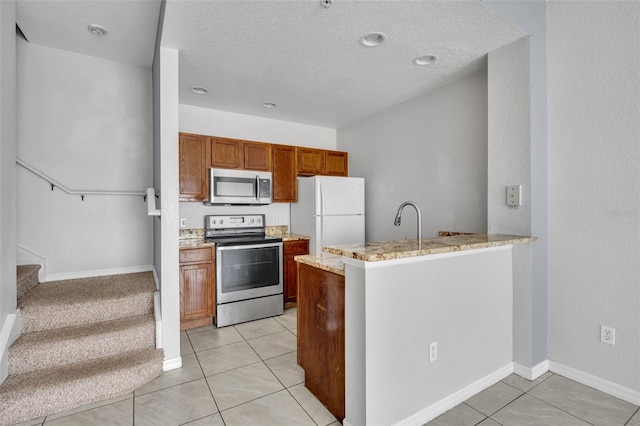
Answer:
top-left (205, 214), bottom-right (283, 327)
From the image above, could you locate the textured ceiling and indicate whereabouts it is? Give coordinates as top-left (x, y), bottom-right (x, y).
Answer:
top-left (162, 0), bottom-right (527, 128)
top-left (16, 0), bottom-right (161, 68)
top-left (16, 0), bottom-right (527, 129)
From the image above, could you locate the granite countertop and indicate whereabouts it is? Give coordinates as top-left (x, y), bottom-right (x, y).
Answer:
top-left (295, 253), bottom-right (345, 276)
top-left (323, 234), bottom-right (536, 262)
top-left (178, 226), bottom-right (309, 249)
top-left (265, 225), bottom-right (310, 242)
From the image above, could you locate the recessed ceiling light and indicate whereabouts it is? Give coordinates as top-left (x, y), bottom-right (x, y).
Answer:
top-left (413, 54), bottom-right (438, 66)
top-left (262, 102), bottom-right (277, 108)
top-left (191, 86), bottom-right (208, 95)
top-left (87, 24), bottom-right (108, 37)
top-left (360, 32), bottom-right (386, 47)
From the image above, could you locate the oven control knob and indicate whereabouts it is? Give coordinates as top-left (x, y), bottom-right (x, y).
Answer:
top-left (257, 218), bottom-right (261, 223)
top-left (219, 220), bottom-right (224, 224)
top-left (212, 220), bottom-right (217, 225)
top-left (250, 219), bottom-right (254, 223)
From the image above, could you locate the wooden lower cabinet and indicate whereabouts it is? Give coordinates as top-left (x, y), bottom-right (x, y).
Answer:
top-left (179, 247), bottom-right (215, 330)
top-left (297, 262), bottom-right (345, 421)
top-left (283, 239), bottom-right (309, 303)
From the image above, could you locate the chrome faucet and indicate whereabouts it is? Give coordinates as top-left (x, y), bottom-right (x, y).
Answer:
top-left (393, 201), bottom-right (422, 241)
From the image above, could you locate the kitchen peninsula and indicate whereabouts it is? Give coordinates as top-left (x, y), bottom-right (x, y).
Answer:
top-left (296, 234), bottom-right (535, 426)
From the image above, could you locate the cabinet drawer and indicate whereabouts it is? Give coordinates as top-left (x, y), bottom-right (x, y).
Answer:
top-left (179, 247), bottom-right (213, 264)
top-left (284, 239), bottom-right (309, 255)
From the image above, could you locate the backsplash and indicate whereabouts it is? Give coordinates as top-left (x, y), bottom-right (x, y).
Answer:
top-left (179, 228), bottom-right (204, 239)
top-left (178, 201), bottom-right (291, 229)
top-left (265, 225), bottom-right (289, 237)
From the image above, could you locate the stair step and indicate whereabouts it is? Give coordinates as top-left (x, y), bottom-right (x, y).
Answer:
top-left (19, 272), bottom-right (155, 333)
top-left (8, 314), bottom-right (156, 376)
top-left (16, 264), bottom-right (41, 301)
top-left (0, 347), bottom-right (163, 426)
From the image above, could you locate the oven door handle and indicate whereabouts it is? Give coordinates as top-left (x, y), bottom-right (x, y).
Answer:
top-left (216, 242), bottom-right (283, 251)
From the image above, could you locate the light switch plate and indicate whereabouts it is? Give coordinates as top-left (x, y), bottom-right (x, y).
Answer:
top-left (180, 218), bottom-right (187, 228)
top-left (507, 185), bottom-right (522, 207)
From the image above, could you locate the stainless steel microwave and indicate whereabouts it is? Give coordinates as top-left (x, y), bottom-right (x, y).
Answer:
top-left (208, 168), bottom-right (272, 205)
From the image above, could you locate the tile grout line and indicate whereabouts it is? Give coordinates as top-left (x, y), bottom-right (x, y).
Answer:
top-left (522, 392), bottom-right (597, 425)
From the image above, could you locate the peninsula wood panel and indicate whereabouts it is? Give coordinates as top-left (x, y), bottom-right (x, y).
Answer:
top-left (297, 262), bottom-right (345, 421)
top-left (272, 145), bottom-right (297, 202)
top-left (179, 134), bottom-right (208, 201)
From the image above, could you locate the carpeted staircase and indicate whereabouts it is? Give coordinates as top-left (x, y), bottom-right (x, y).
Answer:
top-left (0, 266), bottom-right (164, 426)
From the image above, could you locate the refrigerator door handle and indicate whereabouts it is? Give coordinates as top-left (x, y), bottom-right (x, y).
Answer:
top-left (319, 181), bottom-right (325, 216)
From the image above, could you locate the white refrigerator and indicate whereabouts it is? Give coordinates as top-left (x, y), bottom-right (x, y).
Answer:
top-left (290, 175), bottom-right (365, 255)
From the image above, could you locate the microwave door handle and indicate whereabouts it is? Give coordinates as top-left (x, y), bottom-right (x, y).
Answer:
top-left (256, 175), bottom-right (260, 202)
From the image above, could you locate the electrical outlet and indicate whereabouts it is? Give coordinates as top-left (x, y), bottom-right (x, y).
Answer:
top-left (180, 218), bottom-right (187, 228)
top-left (275, 216), bottom-right (281, 224)
top-left (506, 185), bottom-right (522, 207)
top-left (601, 325), bottom-right (615, 345)
top-left (429, 341), bottom-right (438, 362)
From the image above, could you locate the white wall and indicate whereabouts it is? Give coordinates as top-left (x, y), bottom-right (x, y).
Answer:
top-left (345, 247), bottom-right (513, 425)
top-left (156, 45), bottom-right (181, 369)
top-left (483, 0), bottom-right (549, 368)
top-left (337, 71), bottom-right (488, 241)
top-left (16, 39), bottom-right (153, 279)
top-left (486, 37), bottom-right (536, 373)
top-left (0, 0), bottom-right (18, 385)
top-left (548, 2), bottom-right (640, 392)
top-left (178, 104), bottom-right (337, 229)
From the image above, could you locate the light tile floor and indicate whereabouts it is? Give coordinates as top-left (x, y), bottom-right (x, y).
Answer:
top-left (15, 307), bottom-right (640, 426)
top-left (427, 371), bottom-right (640, 426)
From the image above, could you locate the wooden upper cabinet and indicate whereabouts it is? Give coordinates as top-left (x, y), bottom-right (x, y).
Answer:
top-left (325, 151), bottom-right (348, 177)
top-left (297, 147), bottom-right (348, 177)
top-left (244, 142), bottom-right (272, 171)
top-left (179, 133), bottom-right (208, 201)
top-left (210, 137), bottom-right (243, 169)
top-left (297, 147), bottom-right (326, 176)
top-left (272, 145), bottom-right (297, 202)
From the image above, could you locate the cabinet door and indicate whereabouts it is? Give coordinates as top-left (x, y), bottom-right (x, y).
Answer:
top-left (179, 134), bottom-right (208, 201)
top-left (325, 151), bottom-right (348, 176)
top-left (297, 147), bottom-right (326, 176)
top-left (244, 142), bottom-right (272, 171)
top-left (284, 254), bottom-right (298, 303)
top-left (273, 145), bottom-right (297, 202)
top-left (179, 247), bottom-right (215, 330)
top-left (211, 137), bottom-right (243, 169)
top-left (283, 239), bottom-right (309, 303)
top-left (180, 262), bottom-right (214, 322)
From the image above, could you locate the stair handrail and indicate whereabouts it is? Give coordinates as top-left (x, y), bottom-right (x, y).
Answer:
top-left (16, 158), bottom-right (146, 197)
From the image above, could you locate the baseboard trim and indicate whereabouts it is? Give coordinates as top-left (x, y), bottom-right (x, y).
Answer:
top-left (163, 357), bottom-right (182, 372)
top-left (45, 265), bottom-right (154, 282)
top-left (549, 361), bottom-right (640, 406)
top-left (513, 360), bottom-right (550, 381)
top-left (393, 363), bottom-right (514, 425)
